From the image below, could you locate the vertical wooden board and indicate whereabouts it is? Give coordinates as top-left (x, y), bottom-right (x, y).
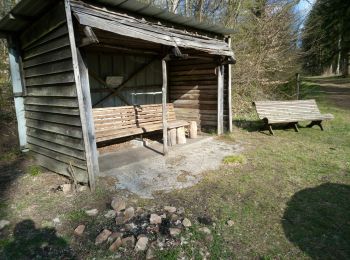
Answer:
top-left (65, 0), bottom-right (96, 189)
top-left (226, 37), bottom-right (233, 132)
top-left (162, 59), bottom-right (168, 155)
top-left (217, 65), bottom-right (224, 135)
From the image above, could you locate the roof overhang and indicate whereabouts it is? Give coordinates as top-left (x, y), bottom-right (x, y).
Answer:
top-left (0, 0), bottom-right (235, 38)
top-left (72, 1), bottom-right (234, 57)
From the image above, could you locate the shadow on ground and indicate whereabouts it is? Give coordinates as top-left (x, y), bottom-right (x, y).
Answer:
top-left (233, 119), bottom-right (303, 135)
top-left (0, 219), bottom-right (75, 259)
top-left (282, 183), bottom-right (350, 259)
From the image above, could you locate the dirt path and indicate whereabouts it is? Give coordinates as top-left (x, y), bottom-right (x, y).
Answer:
top-left (304, 77), bottom-right (350, 109)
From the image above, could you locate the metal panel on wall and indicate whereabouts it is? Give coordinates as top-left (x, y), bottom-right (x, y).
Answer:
top-left (86, 52), bottom-right (162, 107)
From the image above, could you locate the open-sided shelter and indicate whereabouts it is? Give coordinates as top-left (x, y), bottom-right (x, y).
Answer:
top-left (0, 0), bottom-right (235, 189)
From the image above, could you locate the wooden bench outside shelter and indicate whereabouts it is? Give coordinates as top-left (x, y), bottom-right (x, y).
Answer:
top-left (253, 99), bottom-right (334, 135)
top-left (93, 103), bottom-right (191, 146)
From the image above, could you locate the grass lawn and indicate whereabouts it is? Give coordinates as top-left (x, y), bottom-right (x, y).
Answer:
top-left (0, 77), bottom-right (349, 259)
top-left (153, 77), bottom-right (350, 259)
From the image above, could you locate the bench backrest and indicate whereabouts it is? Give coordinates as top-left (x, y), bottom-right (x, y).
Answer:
top-left (93, 104), bottom-right (176, 142)
top-left (253, 99), bottom-right (323, 123)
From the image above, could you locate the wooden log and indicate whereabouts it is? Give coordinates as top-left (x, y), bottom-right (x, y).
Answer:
top-left (176, 127), bottom-right (186, 144)
top-left (168, 128), bottom-right (177, 146)
top-left (189, 121), bottom-right (198, 139)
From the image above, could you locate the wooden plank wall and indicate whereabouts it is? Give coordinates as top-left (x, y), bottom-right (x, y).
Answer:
top-left (86, 52), bottom-right (162, 107)
top-left (168, 58), bottom-right (221, 131)
top-left (20, 2), bottom-right (88, 183)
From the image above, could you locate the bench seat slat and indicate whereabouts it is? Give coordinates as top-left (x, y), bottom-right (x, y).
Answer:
top-left (253, 99), bottom-right (334, 124)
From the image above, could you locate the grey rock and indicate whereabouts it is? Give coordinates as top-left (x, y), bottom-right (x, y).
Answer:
top-left (95, 229), bottom-right (112, 245)
top-left (150, 214), bottom-right (162, 225)
top-left (124, 207), bottom-right (135, 221)
top-left (104, 210), bottom-right (117, 218)
top-left (85, 209), bottom-right (98, 216)
top-left (182, 218), bottom-right (192, 227)
top-left (135, 236), bottom-right (148, 252)
top-left (109, 237), bottom-right (122, 252)
top-left (111, 198), bottom-right (126, 212)
top-left (74, 224), bottom-right (85, 236)
top-left (164, 206), bottom-right (177, 213)
top-left (122, 236), bottom-right (135, 248)
top-left (169, 228), bottom-right (181, 237)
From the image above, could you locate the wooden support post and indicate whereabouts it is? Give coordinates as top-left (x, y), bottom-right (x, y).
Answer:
top-left (7, 36), bottom-right (27, 151)
top-left (162, 59), bottom-right (168, 155)
top-left (217, 65), bottom-right (224, 135)
top-left (65, 0), bottom-right (99, 190)
top-left (177, 127), bottom-right (186, 144)
top-left (296, 73), bottom-right (300, 100)
top-left (189, 121), bottom-right (198, 139)
top-left (226, 36), bottom-right (233, 132)
top-left (168, 128), bottom-right (177, 146)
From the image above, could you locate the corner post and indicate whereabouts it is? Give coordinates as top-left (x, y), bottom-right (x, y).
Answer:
top-left (226, 36), bottom-right (233, 132)
top-left (217, 65), bottom-right (224, 135)
top-left (7, 35), bottom-right (27, 151)
top-left (162, 59), bottom-right (168, 155)
top-left (65, 0), bottom-right (99, 190)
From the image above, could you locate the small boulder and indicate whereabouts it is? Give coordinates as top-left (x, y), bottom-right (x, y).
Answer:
top-left (74, 224), bottom-right (85, 236)
top-left (164, 206), bottom-right (177, 213)
top-left (85, 209), bottom-right (98, 217)
top-left (169, 228), bottom-right (181, 237)
top-left (122, 236), bottom-right (135, 248)
top-left (124, 207), bottom-right (135, 221)
top-left (95, 229), bottom-right (112, 245)
top-left (198, 227), bottom-right (211, 235)
top-left (135, 236), bottom-right (148, 252)
top-left (104, 210), bottom-right (116, 218)
top-left (62, 184), bottom-right (72, 194)
top-left (171, 214), bottom-right (179, 222)
top-left (150, 214), bottom-right (162, 225)
top-left (115, 214), bottom-right (125, 225)
top-left (109, 237), bottom-right (122, 252)
top-left (227, 220), bottom-right (235, 227)
top-left (182, 218), bottom-right (192, 228)
top-left (108, 232), bottom-right (123, 244)
top-left (0, 220), bottom-right (10, 230)
top-left (111, 198), bottom-right (126, 212)
top-left (125, 223), bottom-right (137, 231)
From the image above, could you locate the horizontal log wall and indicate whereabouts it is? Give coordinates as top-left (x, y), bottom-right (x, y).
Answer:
top-left (20, 2), bottom-right (88, 183)
top-left (168, 58), bottom-right (220, 131)
top-left (86, 51), bottom-right (162, 107)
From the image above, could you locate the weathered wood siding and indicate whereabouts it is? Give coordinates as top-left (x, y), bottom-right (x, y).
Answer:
top-left (86, 52), bottom-right (162, 107)
top-left (21, 2), bottom-right (88, 182)
top-left (168, 58), bottom-right (220, 131)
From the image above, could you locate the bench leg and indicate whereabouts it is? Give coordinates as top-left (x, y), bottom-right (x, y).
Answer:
top-left (307, 120), bottom-right (323, 131)
top-left (267, 124), bottom-right (274, 135)
top-left (293, 123), bottom-right (299, 132)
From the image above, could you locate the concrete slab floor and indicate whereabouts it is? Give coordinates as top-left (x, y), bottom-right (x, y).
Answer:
top-left (99, 136), bottom-right (242, 198)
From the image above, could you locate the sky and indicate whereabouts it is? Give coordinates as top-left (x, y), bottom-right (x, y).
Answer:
top-left (295, 0), bottom-right (316, 28)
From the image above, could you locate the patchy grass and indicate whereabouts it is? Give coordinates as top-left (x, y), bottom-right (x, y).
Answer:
top-left (154, 77), bottom-right (350, 259)
top-left (223, 154), bottom-right (245, 164)
top-left (26, 165), bottom-right (42, 176)
top-left (0, 77), bottom-right (349, 259)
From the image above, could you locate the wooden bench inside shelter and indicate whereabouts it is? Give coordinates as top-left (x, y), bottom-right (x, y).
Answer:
top-left (253, 99), bottom-right (334, 135)
top-left (93, 103), bottom-right (191, 145)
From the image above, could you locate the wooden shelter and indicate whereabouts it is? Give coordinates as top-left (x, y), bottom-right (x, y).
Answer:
top-left (0, 0), bottom-right (235, 189)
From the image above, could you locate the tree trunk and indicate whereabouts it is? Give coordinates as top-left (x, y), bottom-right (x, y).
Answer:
top-left (336, 34), bottom-right (342, 75)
